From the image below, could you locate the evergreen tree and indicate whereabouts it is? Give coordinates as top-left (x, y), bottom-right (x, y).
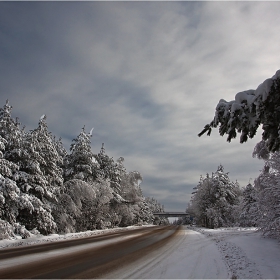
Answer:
top-left (253, 150), bottom-right (280, 238)
top-left (191, 165), bottom-right (241, 228)
top-left (13, 115), bottom-right (63, 234)
top-left (94, 143), bottom-right (123, 193)
top-left (0, 100), bottom-right (23, 163)
top-left (199, 70), bottom-right (280, 152)
top-left (239, 183), bottom-right (258, 227)
top-left (64, 127), bottom-right (98, 182)
top-left (0, 101), bottom-right (168, 235)
top-left (30, 115), bottom-right (63, 190)
top-left (145, 197), bottom-right (168, 225)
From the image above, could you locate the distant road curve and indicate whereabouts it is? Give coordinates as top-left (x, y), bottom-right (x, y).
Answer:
top-left (0, 225), bottom-right (180, 279)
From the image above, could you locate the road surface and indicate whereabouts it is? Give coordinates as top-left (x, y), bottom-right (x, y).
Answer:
top-left (0, 225), bottom-right (179, 279)
top-left (104, 226), bottom-right (229, 279)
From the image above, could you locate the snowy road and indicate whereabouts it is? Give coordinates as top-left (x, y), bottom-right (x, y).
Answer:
top-left (105, 226), bottom-right (280, 279)
top-left (104, 226), bottom-right (229, 279)
top-left (1, 225), bottom-right (280, 279)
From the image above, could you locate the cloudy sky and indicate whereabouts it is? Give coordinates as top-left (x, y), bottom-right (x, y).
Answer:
top-left (1, 1), bottom-right (279, 212)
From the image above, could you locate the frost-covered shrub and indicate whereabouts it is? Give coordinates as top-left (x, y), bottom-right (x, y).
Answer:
top-left (0, 219), bottom-right (15, 240)
top-left (14, 223), bottom-right (32, 239)
top-left (53, 193), bottom-right (78, 233)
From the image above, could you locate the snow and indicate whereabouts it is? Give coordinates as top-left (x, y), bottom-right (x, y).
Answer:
top-left (192, 226), bottom-right (280, 279)
top-left (0, 225), bottom-right (153, 249)
top-left (1, 226), bottom-right (280, 279)
top-left (106, 226), bottom-right (280, 279)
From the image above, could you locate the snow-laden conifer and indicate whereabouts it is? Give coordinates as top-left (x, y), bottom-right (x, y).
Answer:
top-left (145, 197), bottom-right (168, 225)
top-left (64, 126), bottom-right (98, 182)
top-left (239, 183), bottom-right (258, 227)
top-left (199, 70), bottom-right (280, 152)
top-left (253, 150), bottom-right (280, 238)
top-left (191, 165), bottom-right (241, 228)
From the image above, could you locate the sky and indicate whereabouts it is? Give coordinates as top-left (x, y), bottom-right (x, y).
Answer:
top-left (1, 1), bottom-right (279, 212)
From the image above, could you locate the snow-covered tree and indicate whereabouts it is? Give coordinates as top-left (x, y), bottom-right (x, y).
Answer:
top-left (88, 179), bottom-right (114, 229)
top-left (56, 179), bottom-right (97, 232)
top-left (0, 101), bottom-right (22, 179)
top-left (0, 136), bottom-right (19, 180)
top-left (0, 103), bottom-right (58, 235)
top-left (0, 100), bottom-right (23, 163)
top-left (0, 219), bottom-right (15, 240)
top-left (30, 115), bottom-right (63, 190)
top-left (253, 150), bottom-right (280, 238)
top-left (64, 127), bottom-right (98, 182)
top-left (0, 101), bottom-right (168, 235)
top-left (145, 197), bottom-right (168, 225)
top-left (239, 183), bottom-right (258, 227)
top-left (94, 144), bottom-right (124, 193)
top-left (199, 70), bottom-right (280, 152)
top-left (191, 165), bottom-right (241, 228)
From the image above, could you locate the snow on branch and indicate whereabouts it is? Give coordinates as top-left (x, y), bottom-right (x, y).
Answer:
top-left (199, 69), bottom-right (280, 152)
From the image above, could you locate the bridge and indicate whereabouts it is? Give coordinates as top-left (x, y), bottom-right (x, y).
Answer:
top-left (153, 212), bottom-right (189, 218)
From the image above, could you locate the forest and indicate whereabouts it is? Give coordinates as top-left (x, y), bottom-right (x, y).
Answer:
top-left (188, 142), bottom-right (280, 240)
top-left (0, 100), bottom-right (167, 240)
top-left (192, 69), bottom-right (280, 239)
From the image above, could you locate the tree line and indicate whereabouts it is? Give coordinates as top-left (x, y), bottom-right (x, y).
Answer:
top-left (0, 100), bottom-right (167, 240)
top-left (188, 147), bottom-right (280, 239)
top-left (192, 69), bottom-right (280, 239)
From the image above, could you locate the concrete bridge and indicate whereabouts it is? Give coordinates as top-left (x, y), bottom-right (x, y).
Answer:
top-left (153, 212), bottom-right (189, 218)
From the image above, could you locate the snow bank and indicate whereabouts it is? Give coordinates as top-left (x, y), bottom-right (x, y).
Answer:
top-left (0, 225), bottom-right (154, 249)
top-left (192, 226), bottom-right (280, 279)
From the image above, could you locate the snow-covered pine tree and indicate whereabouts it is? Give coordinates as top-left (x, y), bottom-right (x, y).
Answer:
top-left (253, 150), bottom-right (280, 238)
top-left (0, 102), bottom-right (51, 237)
top-left (145, 197), bottom-right (168, 225)
top-left (199, 70), bottom-right (280, 152)
top-left (0, 101), bottom-right (22, 178)
top-left (239, 183), bottom-right (258, 227)
top-left (52, 136), bottom-right (68, 168)
top-left (64, 126), bottom-right (98, 182)
top-left (94, 144), bottom-right (127, 192)
top-left (191, 165), bottom-right (241, 228)
top-left (11, 115), bottom-right (63, 234)
top-left (30, 115), bottom-right (63, 191)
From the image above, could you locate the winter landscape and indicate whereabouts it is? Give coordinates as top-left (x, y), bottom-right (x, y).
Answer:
top-left (2, 1), bottom-right (280, 279)
top-left (1, 70), bottom-right (280, 278)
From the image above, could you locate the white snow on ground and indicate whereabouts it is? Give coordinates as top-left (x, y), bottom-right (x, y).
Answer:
top-left (0, 225), bottom-right (153, 249)
top-left (192, 226), bottom-right (280, 279)
top-left (105, 226), bottom-right (280, 279)
top-left (106, 226), bottom-right (230, 279)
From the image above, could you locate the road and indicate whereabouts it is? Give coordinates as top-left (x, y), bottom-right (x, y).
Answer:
top-left (0, 225), bottom-right (179, 279)
top-left (105, 226), bottom-right (229, 279)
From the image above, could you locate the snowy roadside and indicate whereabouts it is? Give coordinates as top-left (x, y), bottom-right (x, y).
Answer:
top-left (0, 225), bottom-right (155, 249)
top-left (191, 226), bottom-right (280, 279)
